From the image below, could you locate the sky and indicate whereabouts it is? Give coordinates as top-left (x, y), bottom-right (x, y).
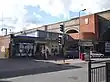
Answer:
top-left (0, 0), bottom-right (110, 35)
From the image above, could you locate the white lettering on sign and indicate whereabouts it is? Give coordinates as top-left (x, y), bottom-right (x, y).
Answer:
top-left (26, 32), bottom-right (38, 37)
top-left (85, 18), bottom-right (89, 25)
top-left (105, 42), bottom-right (110, 52)
top-left (81, 42), bottom-right (93, 46)
top-left (1, 46), bottom-right (5, 52)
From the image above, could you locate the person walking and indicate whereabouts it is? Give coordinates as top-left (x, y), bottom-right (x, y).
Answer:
top-left (44, 46), bottom-right (48, 60)
top-left (41, 46), bottom-right (45, 59)
top-left (51, 48), bottom-right (54, 56)
top-left (54, 48), bottom-right (58, 56)
top-left (45, 49), bottom-right (49, 60)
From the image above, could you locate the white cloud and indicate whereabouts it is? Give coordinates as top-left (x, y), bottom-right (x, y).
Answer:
top-left (0, 0), bottom-right (27, 35)
top-left (23, 0), bottom-right (110, 17)
top-left (33, 12), bottom-right (42, 18)
top-left (0, 0), bottom-right (110, 35)
top-left (23, 23), bottom-right (41, 30)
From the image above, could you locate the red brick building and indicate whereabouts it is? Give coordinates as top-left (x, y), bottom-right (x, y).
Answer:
top-left (69, 14), bottom-right (99, 41)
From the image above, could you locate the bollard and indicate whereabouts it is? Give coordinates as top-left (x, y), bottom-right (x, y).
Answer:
top-left (88, 60), bottom-right (91, 82)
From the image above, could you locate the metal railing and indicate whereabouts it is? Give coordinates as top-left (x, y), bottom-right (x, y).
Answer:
top-left (91, 66), bottom-right (106, 82)
top-left (88, 60), bottom-right (106, 82)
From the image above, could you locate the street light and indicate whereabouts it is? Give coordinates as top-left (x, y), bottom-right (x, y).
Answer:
top-left (79, 9), bottom-right (86, 59)
top-left (1, 28), bottom-right (8, 35)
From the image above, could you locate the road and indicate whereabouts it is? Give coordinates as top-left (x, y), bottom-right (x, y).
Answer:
top-left (0, 58), bottom-right (109, 82)
top-left (1, 65), bottom-right (87, 82)
top-left (0, 58), bottom-right (87, 82)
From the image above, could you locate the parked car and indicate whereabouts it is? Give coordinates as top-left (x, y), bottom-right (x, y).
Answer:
top-left (65, 48), bottom-right (79, 58)
top-left (90, 51), bottom-right (104, 58)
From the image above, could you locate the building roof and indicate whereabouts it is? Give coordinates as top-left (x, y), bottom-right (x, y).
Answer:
top-left (96, 9), bottom-right (110, 14)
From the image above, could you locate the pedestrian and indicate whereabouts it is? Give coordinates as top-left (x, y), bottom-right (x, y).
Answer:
top-left (41, 47), bottom-right (45, 59)
top-left (51, 48), bottom-right (54, 56)
top-left (46, 49), bottom-right (49, 56)
top-left (45, 49), bottom-right (48, 60)
top-left (54, 48), bottom-right (58, 56)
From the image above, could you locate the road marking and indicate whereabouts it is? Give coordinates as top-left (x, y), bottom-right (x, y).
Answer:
top-left (0, 76), bottom-right (25, 80)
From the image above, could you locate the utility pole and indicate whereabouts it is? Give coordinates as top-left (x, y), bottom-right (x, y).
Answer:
top-left (2, 11), bottom-right (3, 30)
top-left (78, 9), bottom-right (86, 59)
top-left (1, 10), bottom-right (8, 35)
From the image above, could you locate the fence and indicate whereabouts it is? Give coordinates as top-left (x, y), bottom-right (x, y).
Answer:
top-left (88, 60), bottom-right (106, 82)
top-left (106, 61), bottom-right (110, 82)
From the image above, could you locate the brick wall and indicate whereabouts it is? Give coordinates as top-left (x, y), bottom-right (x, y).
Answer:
top-left (0, 36), bottom-right (10, 58)
top-left (79, 14), bottom-right (98, 40)
top-left (69, 33), bottom-right (79, 39)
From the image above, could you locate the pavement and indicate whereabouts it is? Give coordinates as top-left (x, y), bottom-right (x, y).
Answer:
top-left (0, 66), bottom-right (88, 82)
top-left (91, 58), bottom-right (110, 61)
top-left (35, 59), bottom-right (86, 64)
top-left (0, 58), bottom-right (86, 79)
top-left (0, 58), bottom-right (88, 82)
top-left (0, 58), bottom-right (108, 82)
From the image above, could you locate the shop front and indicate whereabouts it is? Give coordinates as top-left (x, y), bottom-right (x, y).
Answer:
top-left (10, 36), bottom-right (36, 58)
top-left (10, 35), bottom-right (59, 58)
top-left (80, 41), bottom-right (93, 53)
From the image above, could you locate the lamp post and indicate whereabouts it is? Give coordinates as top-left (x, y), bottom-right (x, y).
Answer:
top-left (1, 28), bottom-right (8, 35)
top-left (1, 9), bottom-right (8, 35)
top-left (79, 9), bottom-right (86, 59)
